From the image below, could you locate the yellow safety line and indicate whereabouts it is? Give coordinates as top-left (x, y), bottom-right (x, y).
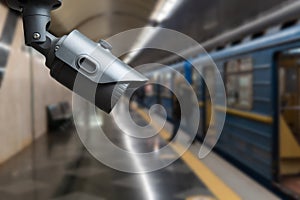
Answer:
top-left (215, 105), bottom-right (273, 124)
top-left (134, 108), bottom-right (241, 200)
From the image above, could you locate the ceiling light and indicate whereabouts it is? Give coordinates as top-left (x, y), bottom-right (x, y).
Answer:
top-left (150, 0), bottom-right (183, 23)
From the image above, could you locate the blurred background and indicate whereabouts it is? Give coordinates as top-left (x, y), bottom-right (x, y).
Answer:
top-left (0, 0), bottom-right (299, 199)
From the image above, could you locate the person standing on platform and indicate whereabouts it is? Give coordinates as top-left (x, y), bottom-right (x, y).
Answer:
top-left (169, 94), bottom-right (181, 142)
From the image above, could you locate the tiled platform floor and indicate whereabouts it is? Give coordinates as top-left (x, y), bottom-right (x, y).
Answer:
top-left (0, 111), bottom-right (215, 200)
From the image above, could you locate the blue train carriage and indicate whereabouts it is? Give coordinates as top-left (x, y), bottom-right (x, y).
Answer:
top-left (139, 6), bottom-right (300, 198)
top-left (143, 62), bottom-right (188, 123)
top-left (188, 22), bottom-right (300, 197)
top-left (158, 66), bottom-right (184, 121)
top-left (142, 61), bottom-right (204, 138)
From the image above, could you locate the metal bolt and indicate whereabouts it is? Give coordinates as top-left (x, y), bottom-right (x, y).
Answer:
top-left (99, 39), bottom-right (112, 51)
top-left (33, 32), bottom-right (41, 40)
top-left (55, 45), bottom-right (60, 52)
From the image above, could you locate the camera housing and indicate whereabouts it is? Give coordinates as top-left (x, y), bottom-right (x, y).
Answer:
top-left (6, 0), bottom-right (148, 113)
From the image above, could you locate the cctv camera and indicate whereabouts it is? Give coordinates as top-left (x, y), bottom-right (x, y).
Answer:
top-left (40, 31), bottom-right (147, 113)
top-left (6, 0), bottom-right (148, 113)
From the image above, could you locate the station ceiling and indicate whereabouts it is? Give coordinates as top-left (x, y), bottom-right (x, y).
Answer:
top-left (50, 0), bottom-right (157, 41)
top-left (52, 0), bottom-right (293, 66)
top-left (1, 0), bottom-right (295, 64)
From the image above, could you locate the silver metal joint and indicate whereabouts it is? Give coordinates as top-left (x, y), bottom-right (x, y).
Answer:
top-left (33, 32), bottom-right (41, 40)
top-left (55, 45), bottom-right (60, 52)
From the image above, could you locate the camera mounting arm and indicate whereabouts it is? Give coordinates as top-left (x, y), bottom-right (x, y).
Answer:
top-left (5, 0), bottom-right (148, 113)
top-left (6, 0), bottom-right (62, 45)
top-left (6, 0), bottom-right (62, 67)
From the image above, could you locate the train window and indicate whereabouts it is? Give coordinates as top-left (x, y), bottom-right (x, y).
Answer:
top-left (225, 57), bottom-right (253, 109)
top-left (239, 74), bottom-right (253, 107)
top-left (240, 57), bottom-right (252, 71)
top-left (226, 76), bottom-right (239, 106)
top-left (226, 60), bottom-right (239, 73)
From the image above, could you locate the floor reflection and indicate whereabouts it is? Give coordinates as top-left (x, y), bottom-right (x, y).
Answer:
top-left (0, 108), bottom-right (214, 200)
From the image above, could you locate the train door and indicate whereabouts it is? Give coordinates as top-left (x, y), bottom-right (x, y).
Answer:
top-left (277, 49), bottom-right (300, 194)
top-left (192, 68), bottom-right (205, 140)
top-left (204, 66), bottom-right (216, 142)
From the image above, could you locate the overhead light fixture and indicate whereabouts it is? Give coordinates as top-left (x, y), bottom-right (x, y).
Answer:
top-left (150, 0), bottom-right (183, 23)
top-left (123, 0), bottom-right (183, 64)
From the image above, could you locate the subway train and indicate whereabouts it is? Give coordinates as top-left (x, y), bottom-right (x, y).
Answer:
top-left (138, 11), bottom-right (300, 199)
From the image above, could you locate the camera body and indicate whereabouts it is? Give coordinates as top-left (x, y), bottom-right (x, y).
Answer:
top-left (47, 30), bottom-right (147, 113)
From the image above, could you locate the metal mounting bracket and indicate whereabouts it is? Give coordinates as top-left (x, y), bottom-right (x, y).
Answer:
top-left (6, 0), bottom-right (62, 45)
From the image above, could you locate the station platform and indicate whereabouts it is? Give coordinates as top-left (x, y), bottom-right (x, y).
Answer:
top-left (0, 105), bottom-right (280, 200)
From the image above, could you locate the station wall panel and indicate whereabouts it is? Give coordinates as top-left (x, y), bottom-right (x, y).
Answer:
top-left (0, 5), bottom-right (72, 164)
